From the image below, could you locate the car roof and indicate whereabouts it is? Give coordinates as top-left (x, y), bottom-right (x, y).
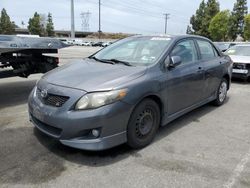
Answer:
top-left (130, 34), bottom-right (210, 41)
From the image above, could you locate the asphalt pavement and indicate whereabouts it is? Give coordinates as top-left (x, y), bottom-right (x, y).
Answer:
top-left (0, 46), bottom-right (250, 188)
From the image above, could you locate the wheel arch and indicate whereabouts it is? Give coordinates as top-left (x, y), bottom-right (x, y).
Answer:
top-left (133, 94), bottom-right (164, 120)
top-left (223, 74), bottom-right (230, 90)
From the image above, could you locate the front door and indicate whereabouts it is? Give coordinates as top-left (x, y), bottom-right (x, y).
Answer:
top-left (166, 39), bottom-right (205, 115)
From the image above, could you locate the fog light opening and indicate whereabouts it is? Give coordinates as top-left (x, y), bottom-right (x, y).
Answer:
top-left (92, 129), bottom-right (100, 138)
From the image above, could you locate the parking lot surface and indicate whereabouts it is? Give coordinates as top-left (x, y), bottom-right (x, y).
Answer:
top-left (0, 46), bottom-right (250, 188)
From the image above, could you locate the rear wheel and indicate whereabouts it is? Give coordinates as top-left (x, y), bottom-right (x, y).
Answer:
top-left (213, 78), bottom-right (228, 106)
top-left (127, 99), bottom-right (160, 149)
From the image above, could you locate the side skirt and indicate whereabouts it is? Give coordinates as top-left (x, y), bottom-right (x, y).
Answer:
top-left (161, 95), bottom-right (216, 126)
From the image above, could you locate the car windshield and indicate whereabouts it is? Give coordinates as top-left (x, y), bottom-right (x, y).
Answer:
top-left (225, 45), bottom-right (250, 56)
top-left (92, 36), bottom-right (172, 66)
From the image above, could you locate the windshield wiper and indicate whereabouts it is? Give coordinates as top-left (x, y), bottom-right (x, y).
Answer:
top-left (89, 56), bottom-right (115, 65)
top-left (89, 57), bottom-right (132, 66)
top-left (102, 59), bottom-right (132, 66)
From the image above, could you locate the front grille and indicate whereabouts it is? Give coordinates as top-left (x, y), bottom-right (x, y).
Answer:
top-left (233, 63), bottom-right (247, 69)
top-left (31, 114), bottom-right (62, 138)
top-left (37, 88), bottom-right (69, 107)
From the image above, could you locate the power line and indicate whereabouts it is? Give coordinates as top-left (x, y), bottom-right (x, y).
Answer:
top-left (92, 0), bottom-right (189, 27)
top-left (85, 0), bottom-right (164, 20)
top-left (102, 19), bottom-right (160, 34)
top-left (103, 1), bottom-right (163, 19)
top-left (104, 0), bottom-right (163, 19)
top-left (136, 0), bottom-right (184, 14)
top-left (9, 0), bottom-right (190, 34)
top-left (106, 0), bottom-right (189, 20)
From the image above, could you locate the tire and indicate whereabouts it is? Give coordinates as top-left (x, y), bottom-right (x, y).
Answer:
top-left (212, 78), bottom-right (228, 106)
top-left (127, 99), bottom-right (160, 149)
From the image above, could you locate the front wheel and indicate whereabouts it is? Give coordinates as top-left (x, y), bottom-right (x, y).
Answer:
top-left (127, 99), bottom-right (160, 149)
top-left (212, 78), bottom-right (228, 106)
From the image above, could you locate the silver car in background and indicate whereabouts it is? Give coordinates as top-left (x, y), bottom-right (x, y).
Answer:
top-left (214, 42), bottom-right (236, 52)
top-left (225, 44), bottom-right (250, 81)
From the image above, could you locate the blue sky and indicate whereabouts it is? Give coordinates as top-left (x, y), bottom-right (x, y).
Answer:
top-left (1, 0), bottom-right (250, 34)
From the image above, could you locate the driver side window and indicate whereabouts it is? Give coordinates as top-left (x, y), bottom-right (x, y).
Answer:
top-left (171, 40), bottom-right (198, 64)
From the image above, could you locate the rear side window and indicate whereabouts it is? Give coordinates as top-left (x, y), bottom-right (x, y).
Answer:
top-left (197, 40), bottom-right (218, 60)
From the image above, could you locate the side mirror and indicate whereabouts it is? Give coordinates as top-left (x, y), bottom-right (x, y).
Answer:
top-left (165, 56), bottom-right (182, 68)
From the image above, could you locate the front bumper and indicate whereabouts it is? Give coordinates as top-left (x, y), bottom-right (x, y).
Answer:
top-left (28, 83), bottom-right (134, 151)
top-left (232, 72), bottom-right (249, 80)
top-left (232, 68), bottom-right (250, 79)
top-left (232, 65), bottom-right (250, 80)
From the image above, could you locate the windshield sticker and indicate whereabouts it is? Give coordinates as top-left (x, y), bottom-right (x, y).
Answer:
top-left (151, 37), bottom-right (171, 41)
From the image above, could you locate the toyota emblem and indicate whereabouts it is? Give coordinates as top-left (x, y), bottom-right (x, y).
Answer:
top-left (41, 89), bottom-right (48, 99)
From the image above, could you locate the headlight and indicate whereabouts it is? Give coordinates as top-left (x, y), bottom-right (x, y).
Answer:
top-left (33, 86), bottom-right (38, 97)
top-left (234, 63), bottom-right (246, 69)
top-left (75, 89), bottom-right (127, 110)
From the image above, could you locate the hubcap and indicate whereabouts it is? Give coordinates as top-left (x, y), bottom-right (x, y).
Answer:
top-left (135, 108), bottom-right (154, 138)
top-left (219, 81), bottom-right (227, 102)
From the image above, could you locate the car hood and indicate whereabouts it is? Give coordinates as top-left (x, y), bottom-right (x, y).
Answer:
top-left (41, 59), bottom-right (147, 92)
top-left (229, 55), bottom-right (250, 64)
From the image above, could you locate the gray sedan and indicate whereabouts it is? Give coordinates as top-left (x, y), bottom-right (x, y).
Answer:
top-left (28, 35), bottom-right (232, 151)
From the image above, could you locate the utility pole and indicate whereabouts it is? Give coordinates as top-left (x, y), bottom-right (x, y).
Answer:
top-left (98, 0), bottom-right (101, 39)
top-left (71, 0), bottom-right (75, 38)
top-left (163, 13), bottom-right (170, 34)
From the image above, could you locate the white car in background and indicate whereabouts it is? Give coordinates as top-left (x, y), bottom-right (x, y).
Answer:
top-left (225, 44), bottom-right (250, 81)
top-left (81, 42), bottom-right (92, 46)
top-left (102, 41), bottom-right (113, 47)
top-left (59, 38), bottom-right (70, 45)
top-left (73, 39), bottom-right (84, 46)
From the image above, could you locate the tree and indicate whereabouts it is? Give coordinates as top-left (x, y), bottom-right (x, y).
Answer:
top-left (244, 14), bottom-right (250, 40)
top-left (202, 0), bottom-right (220, 38)
top-left (12, 22), bottom-right (19, 29)
top-left (190, 0), bottom-right (220, 38)
top-left (28, 12), bottom-right (43, 35)
top-left (209, 10), bottom-right (230, 41)
top-left (190, 0), bottom-right (206, 35)
top-left (0, 8), bottom-right (15, 34)
top-left (46, 13), bottom-right (55, 37)
top-left (228, 0), bottom-right (248, 40)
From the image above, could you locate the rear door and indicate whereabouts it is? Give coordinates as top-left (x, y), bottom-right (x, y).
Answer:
top-left (196, 39), bottom-right (223, 99)
top-left (166, 39), bottom-right (205, 115)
